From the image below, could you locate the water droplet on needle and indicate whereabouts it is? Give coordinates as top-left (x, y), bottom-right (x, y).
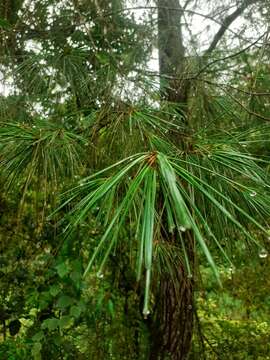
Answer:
top-left (179, 226), bottom-right (186, 232)
top-left (143, 310), bottom-right (150, 319)
top-left (259, 248), bottom-right (268, 259)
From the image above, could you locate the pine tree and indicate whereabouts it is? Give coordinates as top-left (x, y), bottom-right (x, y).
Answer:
top-left (0, 1), bottom-right (270, 359)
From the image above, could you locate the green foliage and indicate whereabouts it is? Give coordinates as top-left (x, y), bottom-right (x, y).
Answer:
top-left (192, 253), bottom-right (270, 359)
top-left (0, 0), bottom-right (270, 359)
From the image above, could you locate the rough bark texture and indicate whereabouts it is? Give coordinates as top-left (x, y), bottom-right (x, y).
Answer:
top-left (149, 230), bottom-right (194, 360)
top-left (153, 1), bottom-right (194, 359)
top-left (158, 0), bottom-right (189, 104)
top-left (150, 259), bottom-right (194, 360)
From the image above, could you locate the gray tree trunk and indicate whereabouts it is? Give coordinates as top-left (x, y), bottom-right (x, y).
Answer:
top-left (150, 1), bottom-right (194, 359)
top-left (158, 0), bottom-right (189, 104)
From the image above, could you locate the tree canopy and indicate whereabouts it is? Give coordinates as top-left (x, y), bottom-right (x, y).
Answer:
top-left (0, 1), bottom-right (270, 359)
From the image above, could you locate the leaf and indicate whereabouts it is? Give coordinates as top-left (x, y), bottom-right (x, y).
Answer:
top-left (70, 271), bottom-right (82, 289)
top-left (56, 295), bottom-right (74, 309)
top-left (41, 318), bottom-right (59, 331)
top-left (59, 315), bottom-right (73, 329)
top-left (32, 331), bottom-right (44, 342)
top-left (49, 284), bottom-right (61, 297)
top-left (70, 305), bottom-right (82, 319)
top-left (55, 262), bottom-right (69, 278)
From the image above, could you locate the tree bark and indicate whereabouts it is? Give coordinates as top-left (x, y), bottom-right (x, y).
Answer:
top-left (158, 0), bottom-right (189, 104)
top-left (149, 250), bottom-right (194, 360)
top-left (151, 1), bottom-right (194, 359)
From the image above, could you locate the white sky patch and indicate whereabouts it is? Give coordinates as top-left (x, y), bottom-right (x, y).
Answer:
top-left (0, 73), bottom-right (14, 97)
top-left (25, 40), bottom-right (43, 53)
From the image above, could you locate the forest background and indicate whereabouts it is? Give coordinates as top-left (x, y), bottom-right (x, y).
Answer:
top-left (0, 0), bottom-right (270, 359)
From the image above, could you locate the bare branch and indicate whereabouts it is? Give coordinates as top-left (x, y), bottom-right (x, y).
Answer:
top-left (197, 32), bottom-right (267, 77)
top-left (205, 0), bottom-right (261, 54)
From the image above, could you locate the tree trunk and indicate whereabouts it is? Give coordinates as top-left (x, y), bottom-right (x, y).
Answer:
top-left (150, 1), bottom-right (194, 359)
top-left (149, 232), bottom-right (194, 360)
top-left (158, 0), bottom-right (189, 104)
